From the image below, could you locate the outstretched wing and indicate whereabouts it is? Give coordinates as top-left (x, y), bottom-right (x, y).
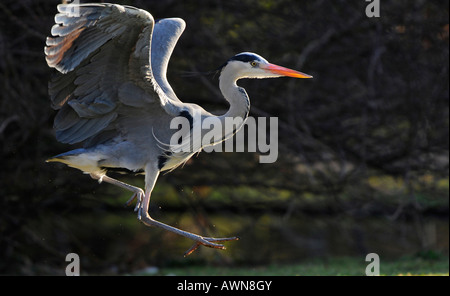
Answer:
top-left (45, 3), bottom-right (184, 145)
top-left (152, 18), bottom-right (186, 103)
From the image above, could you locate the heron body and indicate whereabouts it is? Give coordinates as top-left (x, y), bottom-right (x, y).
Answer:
top-left (45, 3), bottom-right (312, 255)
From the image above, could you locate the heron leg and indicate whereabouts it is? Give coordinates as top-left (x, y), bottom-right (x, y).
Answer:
top-left (136, 166), bottom-right (238, 255)
top-left (139, 207), bottom-right (239, 256)
top-left (90, 173), bottom-right (144, 212)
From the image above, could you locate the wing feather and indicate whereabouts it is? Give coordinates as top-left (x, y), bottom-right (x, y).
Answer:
top-left (151, 18), bottom-right (186, 102)
top-left (45, 3), bottom-right (187, 145)
top-left (46, 4), bottom-right (152, 144)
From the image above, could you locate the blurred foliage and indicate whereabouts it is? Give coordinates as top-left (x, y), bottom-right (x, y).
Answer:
top-left (0, 0), bottom-right (448, 274)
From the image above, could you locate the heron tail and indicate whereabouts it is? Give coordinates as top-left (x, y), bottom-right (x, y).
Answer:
top-left (46, 148), bottom-right (105, 175)
top-left (46, 148), bottom-right (86, 163)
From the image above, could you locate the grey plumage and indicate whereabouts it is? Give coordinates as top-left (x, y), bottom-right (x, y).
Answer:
top-left (47, 4), bottom-right (168, 146)
top-left (45, 3), bottom-right (312, 255)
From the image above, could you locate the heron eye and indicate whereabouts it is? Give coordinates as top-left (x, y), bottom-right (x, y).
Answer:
top-left (250, 61), bottom-right (258, 67)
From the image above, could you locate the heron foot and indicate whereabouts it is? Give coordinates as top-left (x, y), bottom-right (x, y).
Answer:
top-left (184, 236), bottom-right (239, 257)
top-left (137, 211), bottom-right (238, 256)
top-left (124, 189), bottom-right (145, 213)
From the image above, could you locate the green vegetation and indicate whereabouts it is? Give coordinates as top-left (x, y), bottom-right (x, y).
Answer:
top-left (145, 256), bottom-right (449, 276)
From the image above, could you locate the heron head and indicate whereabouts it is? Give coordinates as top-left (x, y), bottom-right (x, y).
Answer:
top-left (222, 52), bottom-right (313, 80)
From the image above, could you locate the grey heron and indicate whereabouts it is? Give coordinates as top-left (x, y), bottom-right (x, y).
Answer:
top-left (45, 3), bottom-right (312, 255)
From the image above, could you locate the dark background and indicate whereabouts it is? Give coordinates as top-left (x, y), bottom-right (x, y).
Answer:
top-left (0, 0), bottom-right (448, 275)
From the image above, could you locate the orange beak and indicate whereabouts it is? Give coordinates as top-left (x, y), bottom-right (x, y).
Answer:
top-left (264, 63), bottom-right (313, 78)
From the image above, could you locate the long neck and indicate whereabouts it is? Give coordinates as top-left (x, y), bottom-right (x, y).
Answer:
top-left (219, 78), bottom-right (250, 120)
top-left (216, 67), bottom-right (250, 142)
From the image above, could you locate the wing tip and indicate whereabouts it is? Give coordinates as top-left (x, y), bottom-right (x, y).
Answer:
top-left (156, 17), bottom-right (186, 31)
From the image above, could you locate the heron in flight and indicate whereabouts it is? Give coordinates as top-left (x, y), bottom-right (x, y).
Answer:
top-left (45, 3), bottom-right (312, 255)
